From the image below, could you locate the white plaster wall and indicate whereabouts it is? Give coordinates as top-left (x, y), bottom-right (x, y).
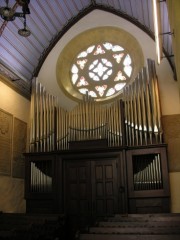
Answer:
top-left (169, 172), bottom-right (180, 213)
top-left (38, 10), bottom-right (180, 115)
top-left (0, 81), bottom-right (30, 123)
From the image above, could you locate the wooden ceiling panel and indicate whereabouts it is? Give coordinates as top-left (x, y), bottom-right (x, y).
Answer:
top-left (0, 0), bottom-right (174, 98)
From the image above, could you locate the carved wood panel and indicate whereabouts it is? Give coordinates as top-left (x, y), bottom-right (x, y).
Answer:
top-left (65, 160), bottom-right (91, 217)
top-left (65, 158), bottom-right (118, 225)
top-left (91, 159), bottom-right (118, 217)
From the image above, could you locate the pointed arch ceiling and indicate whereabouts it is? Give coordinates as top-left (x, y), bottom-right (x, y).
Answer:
top-left (0, 0), bottom-right (174, 99)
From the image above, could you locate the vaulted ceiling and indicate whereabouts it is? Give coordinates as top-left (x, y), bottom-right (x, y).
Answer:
top-left (0, 0), bottom-right (174, 99)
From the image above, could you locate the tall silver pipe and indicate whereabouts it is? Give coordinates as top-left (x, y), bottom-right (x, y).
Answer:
top-left (136, 76), bottom-right (143, 145)
top-left (129, 85), bottom-right (135, 146)
top-left (35, 82), bottom-right (41, 152)
top-left (152, 61), bottom-right (163, 143)
top-left (147, 59), bottom-right (158, 143)
top-left (127, 87), bottom-right (132, 146)
top-left (29, 78), bottom-right (36, 152)
top-left (132, 81), bottom-right (138, 146)
top-left (143, 67), bottom-right (153, 144)
top-left (139, 70), bottom-right (148, 145)
top-left (123, 87), bottom-right (129, 146)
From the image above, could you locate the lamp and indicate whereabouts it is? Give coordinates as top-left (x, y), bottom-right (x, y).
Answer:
top-left (0, 0), bottom-right (15, 21)
top-left (18, 14), bottom-right (31, 37)
top-left (16, 0), bottom-right (30, 6)
top-left (0, 0), bottom-right (31, 37)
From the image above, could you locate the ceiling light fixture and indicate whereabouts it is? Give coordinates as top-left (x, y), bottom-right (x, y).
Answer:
top-left (0, 0), bottom-right (15, 21)
top-left (0, 0), bottom-right (31, 37)
top-left (18, 14), bottom-right (31, 37)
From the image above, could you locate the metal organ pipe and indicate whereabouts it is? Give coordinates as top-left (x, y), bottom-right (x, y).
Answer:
top-left (29, 78), bottom-right (58, 152)
top-left (29, 60), bottom-right (163, 152)
top-left (30, 161), bottom-right (52, 193)
top-left (123, 59), bottom-right (163, 146)
top-left (29, 78), bottom-right (35, 152)
top-left (133, 154), bottom-right (163, 191)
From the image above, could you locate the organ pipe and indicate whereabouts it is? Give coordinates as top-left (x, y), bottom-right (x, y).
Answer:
top-left (133, 154), bottom-right (163, 191)
top-left (30, 161), bottom-right (52, 193)
top-left (29, 59), bottom-right (163, 152)
top-left (123, 59), bottom-right (163, 146)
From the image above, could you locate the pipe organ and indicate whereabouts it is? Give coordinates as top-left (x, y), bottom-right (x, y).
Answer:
top-left (29, 59), bottom-right (163, 152)
top-left (133, 153), bottom-right (163, 191)
top-left (30, 160), bottom-right (52, 193)
top-left (30, 82), bottom-right (57, 152)
top-left (25, 59), bottom-right (170, 216)
top-left (124, 59), bottom-right (162, 147)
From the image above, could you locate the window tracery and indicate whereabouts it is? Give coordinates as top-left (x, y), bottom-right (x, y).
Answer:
top-left (71, 42), bottom-right (132, 100)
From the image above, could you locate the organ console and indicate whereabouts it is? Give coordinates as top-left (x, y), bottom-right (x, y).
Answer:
top-left (25, 59), bottom-right (170, 219)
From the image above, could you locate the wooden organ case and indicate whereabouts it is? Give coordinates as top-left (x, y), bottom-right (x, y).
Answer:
top-left (24, 59), bottom-right (170, 225)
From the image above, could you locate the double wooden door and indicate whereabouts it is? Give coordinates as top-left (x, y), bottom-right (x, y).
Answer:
top-left (65, 158), bottom-right (118, 225)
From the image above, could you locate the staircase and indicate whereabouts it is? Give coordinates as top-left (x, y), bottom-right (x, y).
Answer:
top-left (79, 214), bottom-right (180, 240)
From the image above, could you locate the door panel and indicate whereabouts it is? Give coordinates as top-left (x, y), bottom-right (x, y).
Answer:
top-left (91, 159), bottom-right (118, 217)
top-left (65, 161), bottom-right (91, 218)
top-left (65, 158), bottom-right (118, 225)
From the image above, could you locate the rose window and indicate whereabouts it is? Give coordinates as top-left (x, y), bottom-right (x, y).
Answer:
top-left (71, 42), bottom-right (133, 100)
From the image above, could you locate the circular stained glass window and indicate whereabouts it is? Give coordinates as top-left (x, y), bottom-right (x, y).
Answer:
top-left (71, 42), bottom-right (133, 100)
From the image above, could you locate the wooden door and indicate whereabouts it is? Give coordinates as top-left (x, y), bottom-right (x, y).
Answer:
top-left (65, 158), bottom-right (118, 225)
top-left (91, 159), bottom-right (118, 217)
top-left (65, 160), bottom-right (91, 226)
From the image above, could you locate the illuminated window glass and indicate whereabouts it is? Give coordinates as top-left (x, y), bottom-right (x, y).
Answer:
top-left (71, 42), bottom-right (133, 100)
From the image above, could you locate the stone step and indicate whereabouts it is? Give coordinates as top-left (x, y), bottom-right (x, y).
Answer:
top-left (97, 221), bottom-right (180, 227)
top-left (104, 214), bottom-right (180, 222)
top-left (80, 234), bottom-right (180, 240)
top-left (80, 214), bottom-right (180, 240)
top-left (89, 226), bottom-right (180, 234)
top-left (114, 214), bottom-right (180, 218)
